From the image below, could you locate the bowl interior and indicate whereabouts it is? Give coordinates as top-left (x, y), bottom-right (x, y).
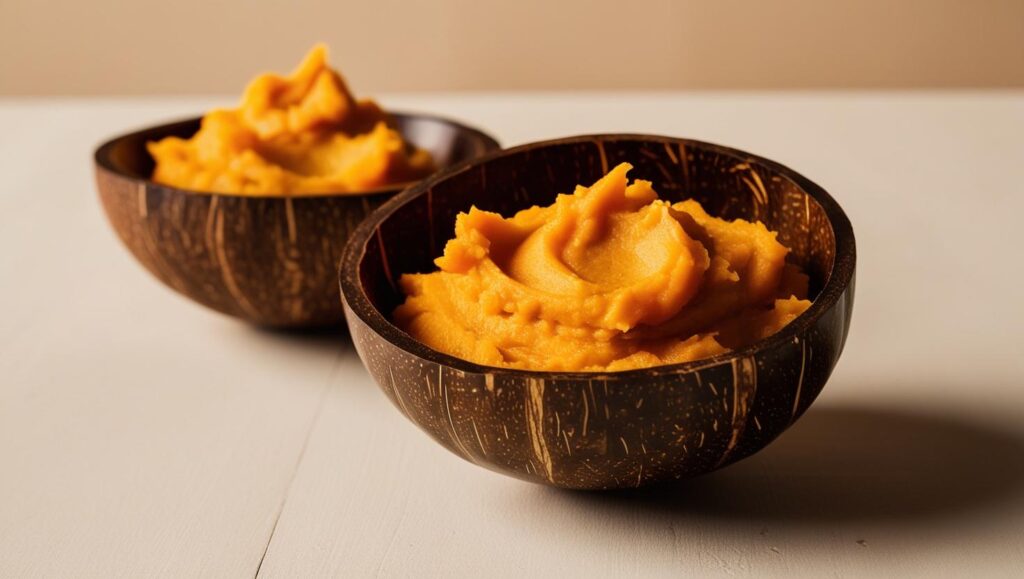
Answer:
top-left (97, 113), bottom-right (500, 194)
top-left (357, 137), bottom-right (842, 335)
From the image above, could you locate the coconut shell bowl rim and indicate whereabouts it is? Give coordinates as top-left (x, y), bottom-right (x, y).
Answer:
top-left (94, 111), bottom-right (502, 199)
top-left (340, 134), bottom-right (856, 380)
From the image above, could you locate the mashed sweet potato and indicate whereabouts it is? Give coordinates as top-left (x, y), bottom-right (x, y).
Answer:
top-left (394, 163), bottom-right (811, 371)
top-left (147, 45), bottom-right (434, 195)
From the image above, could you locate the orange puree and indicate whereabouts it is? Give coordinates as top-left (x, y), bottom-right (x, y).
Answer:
top-left (394, 163), bottom-right (812, 371)
top-left (147, 45), bottom-right (434, 195)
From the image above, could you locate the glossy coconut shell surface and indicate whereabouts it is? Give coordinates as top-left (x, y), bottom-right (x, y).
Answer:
top-left (95, 114), bottom-right (500, 327)
top-left (341, 135), bottom-right (856, 489)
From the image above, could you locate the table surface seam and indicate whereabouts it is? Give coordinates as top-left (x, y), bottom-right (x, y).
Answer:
top-left (252, 354), bottom-right (339, 579)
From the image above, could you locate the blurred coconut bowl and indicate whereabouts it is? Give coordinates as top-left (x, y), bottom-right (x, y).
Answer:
top-left (94, 113), bottom-right (499, 327)
top-left (340, 135), bottom-right (856, 490)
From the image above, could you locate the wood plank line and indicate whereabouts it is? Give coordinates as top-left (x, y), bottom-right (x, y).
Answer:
top-left (253, 353), bottom-right (340, 579)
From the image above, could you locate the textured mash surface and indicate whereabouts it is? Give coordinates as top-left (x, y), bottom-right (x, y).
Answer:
top-left (148, 45), bottom-right (434, 195)
top-left (395, 163), bottom-right (811, 371)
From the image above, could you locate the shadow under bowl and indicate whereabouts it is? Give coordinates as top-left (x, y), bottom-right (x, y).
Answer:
top-left (340, 135), bottom-right (856, 489)
top-left (94, 113), bottom-right (500, 327)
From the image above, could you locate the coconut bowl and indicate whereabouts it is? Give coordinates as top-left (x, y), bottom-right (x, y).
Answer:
top-left (94, 113), bottom-right (500, 327)
top-left (340, 135), bottom-right (855, 489)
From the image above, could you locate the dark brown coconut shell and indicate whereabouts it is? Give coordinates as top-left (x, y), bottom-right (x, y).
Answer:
top-left (340, 135), bottom-right (856, 489)
top-left (94, 114), bottom-right (500, 327)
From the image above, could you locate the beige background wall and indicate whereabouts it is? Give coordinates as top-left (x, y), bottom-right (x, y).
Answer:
top-left (2, 0), bottom-right (1022, 95)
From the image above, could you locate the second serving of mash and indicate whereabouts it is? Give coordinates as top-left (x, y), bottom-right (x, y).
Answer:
top-left (148, 45), bottom-right (435, 196)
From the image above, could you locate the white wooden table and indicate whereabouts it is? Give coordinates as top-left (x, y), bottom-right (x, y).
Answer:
top-left (1, 92), bottom-right (1022, 578)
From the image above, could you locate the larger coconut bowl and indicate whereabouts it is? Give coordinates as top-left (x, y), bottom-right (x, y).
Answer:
top-left (95, 113), bottom-right (499, 327)
top-left (340, 135), bottom-right (855, 490)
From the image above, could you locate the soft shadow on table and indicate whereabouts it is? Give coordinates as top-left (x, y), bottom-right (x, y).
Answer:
top-left (208, 320), bottom-right (359, 380)
top-left (559, 403), bottom-right (1024, 527)
top-left (246, 323), bottom-right (355, 354)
